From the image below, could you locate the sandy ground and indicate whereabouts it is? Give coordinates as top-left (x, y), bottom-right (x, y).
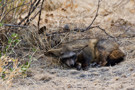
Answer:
top-left (0, 0), bottom-right (135, 90)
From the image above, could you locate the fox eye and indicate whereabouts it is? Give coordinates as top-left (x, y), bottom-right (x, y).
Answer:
top-left (72, 55), bottom-right (77, 59)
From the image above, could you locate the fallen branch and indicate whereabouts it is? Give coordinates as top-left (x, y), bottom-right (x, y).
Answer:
top-left (3, 24), bottom-right (28, 28)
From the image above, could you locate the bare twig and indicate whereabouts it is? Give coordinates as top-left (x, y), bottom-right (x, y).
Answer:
top-left (70, 0), bottom-right (101, 32)
top-left (116, 27), bottom-right (130, 38)
top-left (0, 0), bottom-right (5, 16)
top-left (3, 24), bottom-right (27, 28)
top-left (29, 11), bottom-right (40, 22)
top-left (95, 26), bottom-right (115, 38)
top-left (18, 0), bottom-right (41, 25)
top-left (0, 0), bottom-right (14, 11)
top-left (85, 0), bottom-right (101, 31)
top-left (22, 7), bottom-right (41, 25)
top-left (24, 0), bottom-right (37, 25)
top-left (0, 2), bottom-right (30, 23)
top-left (52, 32), bottom-right (70, 49)
top-left (38, 0), bottom-right (45, 31)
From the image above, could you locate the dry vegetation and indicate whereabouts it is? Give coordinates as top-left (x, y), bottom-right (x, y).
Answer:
top-left (0, 0), bottom-right (135, 90)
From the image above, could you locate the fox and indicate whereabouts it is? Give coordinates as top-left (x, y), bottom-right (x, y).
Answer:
top-left (45, 38), bottom-right (125, 70)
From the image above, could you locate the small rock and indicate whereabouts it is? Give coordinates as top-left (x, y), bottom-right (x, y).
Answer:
top-left (63, 24), bottom-right (70, 31)
top-left (129, 68), bottom-right (134, 71)
top-left (70, 71), bottom-right (80, 75)
top-left (79, 74), bottom-right (86, 78)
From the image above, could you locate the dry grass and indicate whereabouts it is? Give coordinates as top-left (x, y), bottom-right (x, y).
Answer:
top-left (0, 55), bottom-right (20, 86)
top-left (0, 0), bottom-right (135, 89)
top-left (0, 0), bottom-right (30, 23)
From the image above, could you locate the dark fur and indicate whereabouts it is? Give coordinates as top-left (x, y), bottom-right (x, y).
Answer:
top-left (95, 39), bottom-right (125, 66)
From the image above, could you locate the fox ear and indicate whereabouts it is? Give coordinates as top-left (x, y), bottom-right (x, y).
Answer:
top-left (44, 48), bottom-right (62, 57)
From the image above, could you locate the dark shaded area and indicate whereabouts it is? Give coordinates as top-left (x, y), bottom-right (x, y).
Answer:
top-left (106, 56), bottom-right (125, 66)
